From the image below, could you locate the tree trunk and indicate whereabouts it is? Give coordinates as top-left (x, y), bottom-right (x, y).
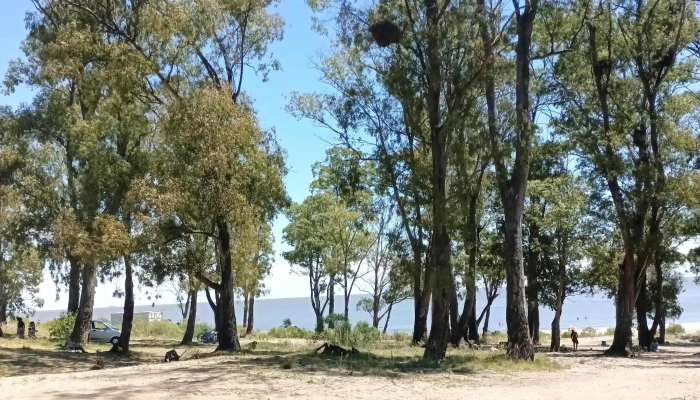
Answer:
top-left (246, 296), bottom-right (254, 334)
top-left (503, 206), bottom-right (534, 359)
top-left (328, 274), bottom-right (336, 327)
top-left (649, 256), bottom-right (663, 340)
top-left (382, 303), bottom-right (393, 334)
top-left (242, 292), bottom-right (249, 328)
top-left (605, 257), bottom-right (635, 356)
top-left (119, 256), bottom-right (134, 351)
top-left (483, 305), bottom-right (491, 335)
top-left (344, 273), bottom-right (350, 319)
top-left (550, 291), bottom-right (564, 352)
top-left (215, 219), bottom-right (241, 351)
top-left (205, 287), bottom-right (220, 332)
top-left (181, 290), bottom-right (198, 344)
top-left (67, 255), bottom-right (81, 314)
top-left (636, 275), bottom-right (651, 350)
top-left (182, 291), bottom-right (191, 320)
top-left (67, 265), bottom-right (97, 345)
top-left (454, 189), bottom-right (480, 346)
top-left (659, 315), bottom-right (666, 343)
top-left (372, 294), bottom-right (380, 329)
top-left (480, 0), bottom-right (536, 360)
top-left (412, 266), bottom-right (431, 344)
top-left (529, 305), bottom-right (540, 345)
top-left (526, 226), bottom-right (540, 344)
top-left (468, 301), bottom-right (479, 343)
top-left (449, 283), bottom-right (462, 346)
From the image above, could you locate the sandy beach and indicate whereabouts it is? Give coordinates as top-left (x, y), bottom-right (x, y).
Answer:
top-left (0, 333), bottom-right (698, 400)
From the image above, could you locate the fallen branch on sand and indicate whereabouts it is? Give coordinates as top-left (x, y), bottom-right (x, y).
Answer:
top-left (57, 344), bottom-right (87, 353)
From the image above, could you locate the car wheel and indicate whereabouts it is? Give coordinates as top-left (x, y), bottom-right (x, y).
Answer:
top-left (110, 337), bottom-right (120, 345)
top-left (197, 333), bottom-right (204, 342)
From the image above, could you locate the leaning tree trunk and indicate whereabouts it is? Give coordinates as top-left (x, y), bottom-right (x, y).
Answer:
top-left (205, 287), bottom-right (220, 332)
top-left (246, 296), bottom-right (254, 334)
top-left (67, 265), bottom-right (97, 345)
top-left (181, 290), bottom-right (198, 344)
top-left (119, 256), bottom-right (135, 351)
top-left (605, 256), bottom-right (636, 356)
top-left (67, 255), bottom-right (81, 314)
top-left (482, 305), bottom-right (491, 335)
top-left (215, 219), bottom-right (241, 351)
top-left (412, 263), bottom-right (431, 344)
top-left (382, 303), bottom-right (394, 334)
top-left (468, 302), bottom-right (479, 343)
top-left (0, 284), bottom-right (7, 323)
top-left (550, 289), bottom-right (564, 352)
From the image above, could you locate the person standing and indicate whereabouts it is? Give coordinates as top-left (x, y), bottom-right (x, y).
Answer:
top-left (570, 327), bottom-right (579, 351)
top-left (17, 317), bottom-right (25, 339)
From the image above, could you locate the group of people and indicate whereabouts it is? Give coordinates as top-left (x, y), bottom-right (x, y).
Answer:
top-left (0, 318), bottom-right (38, 339)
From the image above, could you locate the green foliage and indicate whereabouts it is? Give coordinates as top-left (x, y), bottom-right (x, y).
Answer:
top-left (267, 326), bottom-right (317, 339)
top-left (666, 324), bottom-right (685, 336)
top-left (579, 327), bottom-right (598, 338)
top-left (46, 312), bottom-right (76, 341)
top-left (282, 318), bottom-right (293, 328)
top-left (324, 313), bottom-right (348, 329)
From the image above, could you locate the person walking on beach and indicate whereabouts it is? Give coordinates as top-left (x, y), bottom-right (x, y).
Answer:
top-left (570, 327), bottom-right (579, 351)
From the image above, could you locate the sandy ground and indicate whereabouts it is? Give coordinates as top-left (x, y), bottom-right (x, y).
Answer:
top-left (0, 336), bottom-right (698, 400)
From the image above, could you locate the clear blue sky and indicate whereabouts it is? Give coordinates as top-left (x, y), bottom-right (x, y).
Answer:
top-left (0, 1), bottom-right (333, 309)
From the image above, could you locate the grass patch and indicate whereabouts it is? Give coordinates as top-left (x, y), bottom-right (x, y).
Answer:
top-left (283, 345), bottom-right (560, 375)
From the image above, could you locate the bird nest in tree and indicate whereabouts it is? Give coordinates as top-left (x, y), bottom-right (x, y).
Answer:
top-left (368, 20), bottom-right (402, 47)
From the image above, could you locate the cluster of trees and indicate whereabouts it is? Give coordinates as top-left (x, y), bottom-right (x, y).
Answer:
top-left (1, 0), bottom-right (699, 363)
top-left (0, 0), bottom-right (288, 352)
top-left (286, 0), bottom-right (700, 361)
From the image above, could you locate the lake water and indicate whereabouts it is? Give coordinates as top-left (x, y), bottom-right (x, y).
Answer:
top-left (30, 278), bottom-right (700, 333)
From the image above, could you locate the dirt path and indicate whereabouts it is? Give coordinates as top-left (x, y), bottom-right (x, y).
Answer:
top-left (1, 343), bottom-right (698, 400)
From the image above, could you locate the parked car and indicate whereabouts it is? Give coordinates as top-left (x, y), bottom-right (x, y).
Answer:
top-left (90, 320), bottom-right (121, 345)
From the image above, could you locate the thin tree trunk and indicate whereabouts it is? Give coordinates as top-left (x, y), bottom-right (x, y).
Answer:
top-left (246, 296), bottom-right (254, 334)
top-left (483, 305), bottom-right (491, 335)
top-left (550, 290), bottom-right (564, 352)
top-left (526, 226), bottom-right (540, 344)
top-left (67, 265), bottom-right (97, 345)
top-left (67, 255), bottom-right (81, 314)
top-left (636, 275), bottom-right (651, 350)
top-left (242, 292), bottom-right (249, 328)
top-left (413, 263), bottom-right (431, 344)
top-left (649, 256), bottom-right (663, 339)
top-left (373, 294), bottom-right (380, 329)
top-left (181, 290), bottom-right (198, 344)
top-left (449, 283), bottom-right (462, 346)
top-left (205, 287), bottom-right (220, 332)
top-left (119, 256), bottom-right (134, 351)
top-left (382, 303), bottom-right (394, 334)
top-left (328, 274), bottom-right (336, 327)
top-left (344, 272), bottom-right (350, 319)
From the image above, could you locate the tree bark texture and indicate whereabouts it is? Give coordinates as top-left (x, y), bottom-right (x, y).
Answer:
top-left (181, 289), bottom-right (198, 345)
top-left (205, 287), bottom-right (220, 332)
top-left (68, 264), bottom-right (97, 345)
top-left (246, 296), bottom-right (254, 334)
top-left (67, 255), bottom-right (81, 314)
top-left (215, 219), bottom-right (241, 351)
top-left (119, 256), bottom-right (135, 351)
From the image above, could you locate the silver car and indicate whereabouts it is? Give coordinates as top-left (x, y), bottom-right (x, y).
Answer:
top-left (90, 321), bottom-right (121, 345)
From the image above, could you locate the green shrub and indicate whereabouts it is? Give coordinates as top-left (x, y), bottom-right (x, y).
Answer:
top-left (325, 313), bottom-right (348, 329)
top-left (267, 326), bottom-right (316, 339)
top-left (580, 327), bottom-right (598, 337)
top-left (666, 323), bottom-right (685, 336)
top-left (130, 320), bottom-right (183, 339)
top-left (351, 321), bottom-right (380, 345)
top-left (603, 327), bottom-right (615, 336)
top-left (282, 318), bottom-right (292, 328)
top-left (562, 330), bottom-right (571, 339)
top-left (46, 312), bottom-right (76, 341)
